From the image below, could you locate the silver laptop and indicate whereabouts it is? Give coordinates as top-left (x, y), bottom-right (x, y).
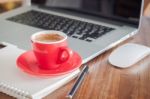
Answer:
top-left (0, 0), bottom-right (143, 64)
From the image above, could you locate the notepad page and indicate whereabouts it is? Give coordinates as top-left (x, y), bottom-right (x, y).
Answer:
top-left (0, 43), bottom-right (80, 99)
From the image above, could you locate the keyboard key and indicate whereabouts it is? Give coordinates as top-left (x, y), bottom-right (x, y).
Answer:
top-left (86, 39), bottom-right (92, 42)
top-left (72, 36), bottom-right (78, 38)
top-left (7, 10), bottom-right (115, 42)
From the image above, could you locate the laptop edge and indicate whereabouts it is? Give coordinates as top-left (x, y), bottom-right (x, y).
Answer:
top-left (0, 0), bottom-right (144, 64)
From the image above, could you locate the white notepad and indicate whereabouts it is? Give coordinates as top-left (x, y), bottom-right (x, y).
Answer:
top-left (0, 42), bottom-right (80, 99)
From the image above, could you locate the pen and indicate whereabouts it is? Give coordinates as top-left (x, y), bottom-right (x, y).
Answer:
top-left (66, 65), bottom-right (89, 99)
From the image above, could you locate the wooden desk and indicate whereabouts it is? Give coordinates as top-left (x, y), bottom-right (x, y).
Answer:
top-left (0, 16), bottom-right (150, 99)
top-left (0, 0), bottom-right (22, 13)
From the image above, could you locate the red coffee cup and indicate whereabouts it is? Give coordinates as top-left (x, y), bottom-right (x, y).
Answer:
top-left (31, 30), bottom-right (73, 70)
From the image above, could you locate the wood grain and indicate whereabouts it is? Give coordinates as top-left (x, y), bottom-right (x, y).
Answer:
top-left (0, 17), bottom-right (150, 99)
top-left (45, 17), bottom-right (150, 99)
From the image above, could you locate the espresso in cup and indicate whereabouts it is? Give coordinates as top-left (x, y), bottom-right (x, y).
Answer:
top-left (35, 33), bottom-right (64, 43)
top-left (31, 30), bottom-right (73, 70)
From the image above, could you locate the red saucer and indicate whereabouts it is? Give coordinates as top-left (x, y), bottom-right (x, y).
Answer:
top-left (17, 50), bottom-right (82, 76)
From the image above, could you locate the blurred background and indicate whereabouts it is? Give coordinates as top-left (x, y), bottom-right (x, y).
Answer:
top-left (144, 0), bottom-right (150, 16)
top-left (0, 0), bottom-right (150, 16)
top-left (0, 0), bottom-right (22, 13)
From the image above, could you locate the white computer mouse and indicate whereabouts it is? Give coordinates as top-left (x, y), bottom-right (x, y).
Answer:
top-left (108, 43), bottom-right (150, 68)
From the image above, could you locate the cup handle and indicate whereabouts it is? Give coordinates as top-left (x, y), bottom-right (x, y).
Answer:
top-left (58, 47), bottom-right (73, 64)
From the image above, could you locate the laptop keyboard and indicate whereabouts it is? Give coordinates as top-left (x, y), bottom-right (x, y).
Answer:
top-left (7, 10), bottom-right (115, 42)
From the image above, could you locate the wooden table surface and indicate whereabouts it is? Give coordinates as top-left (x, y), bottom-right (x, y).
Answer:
top-left (1, 16), bottom-right (150, 99)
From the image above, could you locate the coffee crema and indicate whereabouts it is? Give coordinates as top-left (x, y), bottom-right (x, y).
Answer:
top-left (35, 33), bottom-right (64, 43)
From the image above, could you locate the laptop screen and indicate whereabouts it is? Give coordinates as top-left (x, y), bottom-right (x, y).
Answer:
top-left (31, 0), bottom-right (142, 27)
